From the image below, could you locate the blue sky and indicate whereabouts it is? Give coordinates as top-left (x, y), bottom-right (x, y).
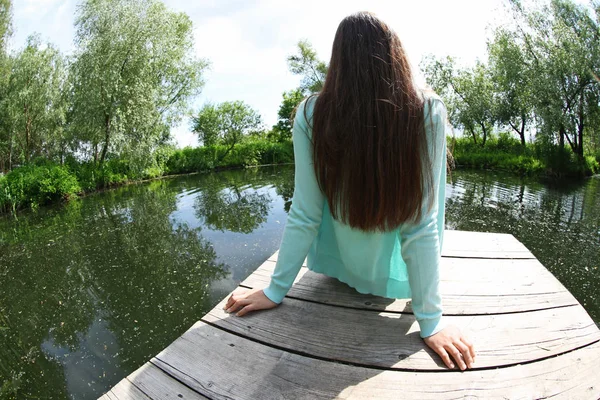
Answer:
top-left (12, 0), bottom-right (506, 147)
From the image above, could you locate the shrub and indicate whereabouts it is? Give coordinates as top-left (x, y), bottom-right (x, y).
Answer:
top-left (450, 134), bottom-right (597, 177)
top-left (164, 140), bottom-right (294, 175)
top-left (0, 163), bottom-right (81, 213)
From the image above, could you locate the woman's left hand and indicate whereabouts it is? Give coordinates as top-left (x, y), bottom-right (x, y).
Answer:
top-left (223, 287), bottom-right (279, 317)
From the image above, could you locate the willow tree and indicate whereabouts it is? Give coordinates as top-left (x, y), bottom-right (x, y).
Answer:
top-left (487, 28), bottom-right (533, 146)
top-left (422, 56), bottom-right (496, 146)
top-left (69, 0), bottom-right (208, 168)
top-left (0, 0), bottom-right (11, 171)
top-left (509, 0), bottom-right (600, 157)
top-left (0, 35), bottom-right (66, 166)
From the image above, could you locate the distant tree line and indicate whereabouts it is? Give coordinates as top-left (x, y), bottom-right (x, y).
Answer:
top-left (422, 0), bottom-right (600, 162)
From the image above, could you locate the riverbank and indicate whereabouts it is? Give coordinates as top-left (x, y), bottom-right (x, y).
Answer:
top-left (0, 140), bottom-right (294, 215)
top-left (2, 135), bottom-right (599, 216)
top-left (450, 136), bottom-right (600, 178)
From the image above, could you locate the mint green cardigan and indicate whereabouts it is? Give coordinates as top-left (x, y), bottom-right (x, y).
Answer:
top-left (263, 93), bottom-right (448, 339)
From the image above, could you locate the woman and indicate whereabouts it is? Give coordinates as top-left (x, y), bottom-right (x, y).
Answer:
top-left (223, 12), bottom-right (476, 371)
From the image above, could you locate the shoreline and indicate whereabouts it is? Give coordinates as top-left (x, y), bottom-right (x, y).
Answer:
top-left (1, 162), bottom-right (596, 218)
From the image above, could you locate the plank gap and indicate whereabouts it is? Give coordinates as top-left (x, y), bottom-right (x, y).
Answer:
top-left (238, 283), bottom-right (579, 317)
top-left (147, 359), bottom-right (214, 400)
top-left (198, 316), bottom-right (600, 373)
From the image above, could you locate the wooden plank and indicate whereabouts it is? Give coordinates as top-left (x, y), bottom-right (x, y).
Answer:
top-left (204, 297), bottom-right (600, 370)
top-left (99, 362), bottom-right (208, 400)
top-left (152, 320), bottom-right (600, 400)
top-left (242, 258), bottom-right (577, 314)
top-left (267, 230), bottom-right (535, 261)
top-left (442, 230), bottom-right (535, 258)
top-left (99, 379), bottom-right (150, 400)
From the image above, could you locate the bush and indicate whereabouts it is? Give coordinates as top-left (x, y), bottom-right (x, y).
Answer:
top-left (0, 140), bottom-right (294, 215)
top-left (450, 133), bottom-right (598, 177)
top-left (0, 163), bottom-right (81, 213)
top-left (164, 140), bottom-right (294, 175)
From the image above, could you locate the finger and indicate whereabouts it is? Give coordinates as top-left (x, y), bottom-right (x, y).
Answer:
top-left (236, 304), bottom-right (254, 317)
top-left (434, 346), bottom-right (455, 369)
top-left (227, 298), bottom-right (250, 314)
top-left (461, 336), bottom-right (476, 361)
top-left (444, 343), bottom-right (466, 371)
top-left (224, 296), bottom-right (233, 310)
top-left (454, 340), bottom-right (474, 369)
top-left (225, 292), bottom-right (247, 310)
top-left (224, 292), bottom-right (240, 308)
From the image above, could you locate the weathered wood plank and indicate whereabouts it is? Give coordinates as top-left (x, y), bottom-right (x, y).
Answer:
top-left (442, 230), bottom-right (535, 258)
top-left (242, 258), bottom-right (577, 314)
top-left (153, 320), bottom-right (600, 400)
top-left (100, 362), bottom-right (208, 400)
top-left (204, 298), bottom-right (600, 370)
top-left (267, 230), bottom-right (535, 261)
top-left (99, 379), bottom-right (150, 400)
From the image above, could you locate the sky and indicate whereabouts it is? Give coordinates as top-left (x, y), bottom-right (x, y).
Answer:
top-left (11, 0), bottom-right (508, 148)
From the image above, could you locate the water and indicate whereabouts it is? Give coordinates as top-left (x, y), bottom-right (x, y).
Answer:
top-left (0, 166), bottom-right (598, 399)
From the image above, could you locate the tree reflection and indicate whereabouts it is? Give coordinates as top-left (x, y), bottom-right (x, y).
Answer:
top-left (193, 171), bottom-right (272, 233)
top-left (0, 179), bottom-right (227, 399)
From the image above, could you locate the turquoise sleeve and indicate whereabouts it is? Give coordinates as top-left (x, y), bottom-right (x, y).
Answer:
top-left (263, 99), bottom-right (325, 304)
top-left (398, 98), bottom-right (448, 339)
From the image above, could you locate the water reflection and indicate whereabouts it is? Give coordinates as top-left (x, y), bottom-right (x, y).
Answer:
top-left (0, 167), bottom-right (294, 399)
top-left (193, 172), bottom-right (272, 233)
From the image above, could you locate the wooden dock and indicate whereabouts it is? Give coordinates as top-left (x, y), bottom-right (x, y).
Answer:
top-left (100, 230), bottom-right (600, 399)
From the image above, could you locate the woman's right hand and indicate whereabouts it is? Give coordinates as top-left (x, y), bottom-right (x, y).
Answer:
top-left (223, 287), bottom-right (279, 317)
top-left (423, 324), bottom-right (476, 371)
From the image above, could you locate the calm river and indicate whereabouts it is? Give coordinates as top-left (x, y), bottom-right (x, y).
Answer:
top-left (0, 166), bottom-right (598, 399)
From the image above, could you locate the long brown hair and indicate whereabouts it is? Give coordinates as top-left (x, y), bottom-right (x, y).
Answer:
top-left (310, 12), bottom-right (432, 232)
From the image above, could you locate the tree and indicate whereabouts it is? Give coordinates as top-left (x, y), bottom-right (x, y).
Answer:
top-left (509, 0), bottom-right (600, 157)
top-left (69, 0), bottom-right (208, 168)
top-left (422, 56), bottom-right (496, 146)
top-left (487, 28), bottom-right (533, 146)
top-left (0, 35), bottom-right (66, 167)
top-left (0, 0), bottom-right (11, 51)
top-left (272, 89), bottom-right (304, 141)
top-left (192, 101), bottom-right (263, 160)
top-left (287, 40), bottom-right (327, 94)
top-left (0, 0), bottom-right (11, 171)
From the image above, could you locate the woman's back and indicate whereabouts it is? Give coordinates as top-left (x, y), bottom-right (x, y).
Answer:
top-left (263, 91), bottom-right (448, 338)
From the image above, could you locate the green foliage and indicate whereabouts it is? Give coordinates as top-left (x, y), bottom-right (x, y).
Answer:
top-left (165, 141), bottom-right (293, 175)
top-left (422, 56), bottom-right (496, 145)
top-left (422, 0), bottom-right (600, 159)
top-left (0, 370), bottom-right (23, 399)
top-left (0, 35), bottom-right (67, 169)
top-left (191, 101), bottom-right (263, 158)
top-left (487, 28), bottom-right (532, 146)
top-left (0, 162), bottom-right (81, 213)
top-left (0, 0), bottom-right (11, 51)
top-left (287, 40), bottom-right (327, 94)
top-left (451, 134), bottom-right (599, 177)
top-left (272, 89), bottom-right (305, 141)
top-left (69, 0), bottom-right (208, 169)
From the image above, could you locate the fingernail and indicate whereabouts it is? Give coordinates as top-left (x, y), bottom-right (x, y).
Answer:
top-left (449, 363), bottom-right (454, 368)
